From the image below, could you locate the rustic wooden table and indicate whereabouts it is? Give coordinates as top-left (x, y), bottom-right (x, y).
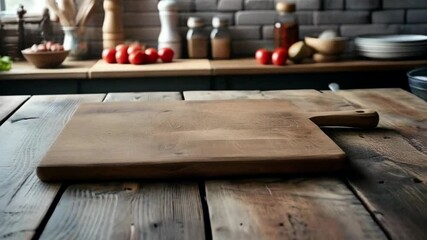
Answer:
top-left (0, 88), bottom-right (426, 239)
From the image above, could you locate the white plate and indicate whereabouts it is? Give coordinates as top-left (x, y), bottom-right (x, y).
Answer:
top-left (355, 34), bottom-right (427, 44)
top-left (355, 41), bottom-right (427, 48)
top-left (358, 50), bottom-right (427, 59)
top-left (356, 46), bottom-right (427, 53)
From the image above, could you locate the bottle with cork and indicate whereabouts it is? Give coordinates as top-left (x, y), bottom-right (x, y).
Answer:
top-left (274, 1), bottom-right (299, 50)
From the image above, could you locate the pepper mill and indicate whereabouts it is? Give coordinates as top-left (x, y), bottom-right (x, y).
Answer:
top-left (158, 0), bottom-right (181, 58)
top-left (17, 5), bottom-right (26, 60)
top-left (102, 0), bottom-right (124, 49)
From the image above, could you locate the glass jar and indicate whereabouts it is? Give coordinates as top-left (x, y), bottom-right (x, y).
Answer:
top-left (210, 17), bottom-right (231, 59)
top-left (274, 2), bottom-right (299, 50)
top-left (187, 17), bottom-right (208, 59)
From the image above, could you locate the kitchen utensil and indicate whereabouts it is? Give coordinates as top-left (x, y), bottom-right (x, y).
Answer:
top-left (47, 0), bottom-right (71, 26)
top-left (76, 0), bottom-right (96, 35)
top-left (61, 0), bottom-right (76, 26)
top-left (37, 99), bottom-right (379, 182)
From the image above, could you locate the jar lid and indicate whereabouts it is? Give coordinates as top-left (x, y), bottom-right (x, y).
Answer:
top-left (276, 2), bottom-right (296, 13)
top-left (158, 0), bottom-right (178, 11)
top-left (212, 17), bottom-right (228, 28)
top-left (187, 17), bottom-right (204, 28)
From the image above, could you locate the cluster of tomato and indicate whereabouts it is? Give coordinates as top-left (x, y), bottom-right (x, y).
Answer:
top-left (102, 43), bottom-right (174, 65)
top-left (255, 48), bottom-right (288, 66)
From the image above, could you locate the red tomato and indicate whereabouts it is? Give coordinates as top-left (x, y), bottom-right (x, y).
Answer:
top-left (127, 44), bottom-right (143, 55)
top-left (272, 48), bottom-right (288, 66)
top-left (145, 48), bottom-right (159, 63)
top-left (129, 51), bottom-right (148, 65)
top-left (255, 49), bottom-right (272, 65)
top-left (115, 44), bottom-right (129, 53)
top-left (115, 49), bottom-right (129, 64)
top-left (158, 48), bottom-right (174, 63)
top-left (102, 48), bottom-right (116, 63)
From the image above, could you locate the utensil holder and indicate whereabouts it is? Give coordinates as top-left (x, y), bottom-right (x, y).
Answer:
top-left (63, 26), bottom-right (88, 60)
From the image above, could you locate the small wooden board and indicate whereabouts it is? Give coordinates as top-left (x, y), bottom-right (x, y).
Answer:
top-left (89, 59), bottom-right (211, 78)
top-left (37, 100), bottom-right (347, 181)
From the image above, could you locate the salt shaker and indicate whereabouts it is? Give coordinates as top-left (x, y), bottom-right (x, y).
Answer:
top-left (158, 0), bottom-right (181, 58)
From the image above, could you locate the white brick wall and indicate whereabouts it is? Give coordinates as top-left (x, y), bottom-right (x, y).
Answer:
top-left (68, 0), bottom-right (427, 57)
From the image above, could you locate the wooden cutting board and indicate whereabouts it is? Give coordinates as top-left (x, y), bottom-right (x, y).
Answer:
top-left (37, 99), bottom-right (379, 182)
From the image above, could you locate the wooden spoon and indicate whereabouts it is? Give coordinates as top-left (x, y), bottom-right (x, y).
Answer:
top-left (47, 0), bottom-right (71, 26)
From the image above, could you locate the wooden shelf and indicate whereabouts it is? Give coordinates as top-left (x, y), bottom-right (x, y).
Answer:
top-left (210, 58), bottom-right (427, 75)
top-left (1, 58), bottom-right (426, 80)
top-left (89, 59), bottom-right (212, 79)
top-left (0, 60), bottom-right (96, 80)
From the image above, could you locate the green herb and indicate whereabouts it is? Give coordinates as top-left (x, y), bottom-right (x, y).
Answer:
top-left (0, 56), bottom-right (12, 71)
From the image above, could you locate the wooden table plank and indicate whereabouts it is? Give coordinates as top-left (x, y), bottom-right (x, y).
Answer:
top-left (269, 88), bottom-right (427, 239)
top-left (0, 95), bottom-right (29, 125)
top-left (0, 94), bottom-right (105, 240)
top-left (183, 90), bottom-right (386, 239)
top-left (184, 90), bottom-right (263, 100)
top-left (104, 91), bottom-right (182, 102)
top-left (40, 92), bottom-right (206, 240)
top-left (328, 88), bottom-right (427, 239)
top-left (335, 88), bottom-right (427, 154)
top-left (207, 178), bottom-right (385, 239)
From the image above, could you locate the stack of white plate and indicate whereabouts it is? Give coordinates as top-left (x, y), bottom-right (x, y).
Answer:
top-left (355, 34), bottom-right (427, 59)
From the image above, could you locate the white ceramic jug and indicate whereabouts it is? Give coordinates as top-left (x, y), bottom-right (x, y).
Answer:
top-left (158, 0), bottom-right (181, 58)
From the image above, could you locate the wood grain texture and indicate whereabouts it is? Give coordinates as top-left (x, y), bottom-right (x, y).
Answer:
top-left (40, 92), bottom-right (206, 240)
top-left (104, 91), bottom-right (182, 102)
top-left (268, 88), bottom-right (427, 239)
top-left (0, 94), bottom-right (105, 240)
top-left (184, 90), bottom-right (264, 100)
top-left (0, 95), bottom-right (29, 125)
top-left (40, 182), bottom-right (205, 240)
top-left (183, 90), bottom-right (387, 239)
top-left (0, 60), bottom-right (96, 80)
top-left (206, 178), bottom-right (385, 240)
top-left (329, 88), bottom-right (427, 239)
top-left (210, 58), bottom-right (427, 75)
top-left (37, 100), bottom-right (349, 181)
top-left (89, 59), bottom-right (211, 78)
top-left (335, 88), bottom-right (427, 154)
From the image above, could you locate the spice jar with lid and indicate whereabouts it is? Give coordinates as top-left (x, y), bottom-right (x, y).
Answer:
top-left (187, 17), bottom-right (208, 59)
top-left (274, 2), bottom-right (299, 50)
top-left (210, 17), bottom-right (231, 59)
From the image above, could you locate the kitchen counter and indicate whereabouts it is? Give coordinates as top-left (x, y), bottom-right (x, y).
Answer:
top-left (0, 58), bottom-right (426, 94)
top-left (210, 58), bottom-right (427, 75)
top-left (0, 60), bottom-right (96, 80)
top-left (0, 58), bottom-right (426, 80)
top-left (0, 88), bottom-right (425, 239)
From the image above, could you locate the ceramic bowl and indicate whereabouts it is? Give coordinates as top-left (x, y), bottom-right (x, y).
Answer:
top-left (21, 49), bottom-right (69, 68)
top-left (305, 36), bottom-right (347, 55)
top-left (407, 67), bottom-right (427, 101)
